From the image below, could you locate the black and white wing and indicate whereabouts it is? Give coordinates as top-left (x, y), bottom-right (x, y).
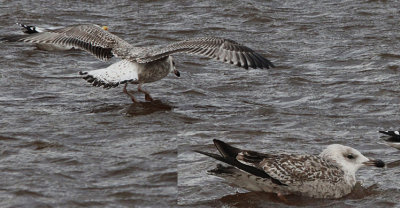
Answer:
top-left (17, 23), bottom-right (45, 34)
top-left (137, 37), bottom-right (274, 69)
top-left (379, 131), bottom-right (400, 150)
top-left (10, 24), bottom-right (140, 61)
top-left (379, 131), bottom-right (400, 142)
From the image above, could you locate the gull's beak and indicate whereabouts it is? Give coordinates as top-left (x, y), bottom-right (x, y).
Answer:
top-left (174, 69), bottom-right (180, 77)
top-left (102, 26), bottom-right (109, 31)
top-left (363, 158), bottom-right (385, 168)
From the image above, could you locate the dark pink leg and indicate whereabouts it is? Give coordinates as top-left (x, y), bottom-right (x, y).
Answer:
top-left (123, 83), bottom-right (139, 103)
top-left (138, 84), bottom-right (153, 102)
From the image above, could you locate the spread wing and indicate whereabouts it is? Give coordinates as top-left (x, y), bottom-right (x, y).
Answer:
top-left (13, 24), bottom-right (140, 61)
top-left (137, 37), bottom-right (274, 69)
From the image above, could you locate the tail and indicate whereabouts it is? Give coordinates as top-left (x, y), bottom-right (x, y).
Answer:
top-left (79, 60), bottom-right (139, 89)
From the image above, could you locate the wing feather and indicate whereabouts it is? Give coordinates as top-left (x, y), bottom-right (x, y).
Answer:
top-left (14, 24), bottom-right (138, 61)
top-left (137, 37), bottom-right (274, 69)
top-left (237, 52), bottom-right (248, 69)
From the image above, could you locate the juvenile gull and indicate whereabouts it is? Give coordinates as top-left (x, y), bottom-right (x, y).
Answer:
top-left (8, 24), bottom-right (274, 102)
top-left (195, 139), bottom-right (385, 199)
top-left (379, 131), bottom-right (400, 150)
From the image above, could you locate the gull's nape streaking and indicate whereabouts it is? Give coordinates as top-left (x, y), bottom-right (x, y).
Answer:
top-left (195, 139), bottom-right (385, 199)
top-left (6, 24), bottom-right (274, 103)
top-left (379, 131), bottom-right (400, 150)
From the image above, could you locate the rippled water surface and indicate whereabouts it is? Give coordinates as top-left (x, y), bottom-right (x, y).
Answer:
top-left (1, 0), bottom-right (400, 207)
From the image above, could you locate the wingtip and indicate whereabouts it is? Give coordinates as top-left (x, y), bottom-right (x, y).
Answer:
top-left (212, 139), bottom-right (227, 150)
top-left (212, 139), bottom-right (222, 144)
top-left (194, 149), bottom-right (208, 155)
top-left (269, 61), bottom-right (275, 68)
top-left (213, 139), bottom-right (241, 159)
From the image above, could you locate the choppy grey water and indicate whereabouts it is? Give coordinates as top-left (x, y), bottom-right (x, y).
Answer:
top-left (0, 0), bottom-right (399, 207)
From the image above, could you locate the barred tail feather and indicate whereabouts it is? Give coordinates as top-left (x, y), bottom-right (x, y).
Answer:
top-left (79, 60), bottom-right (139, 89)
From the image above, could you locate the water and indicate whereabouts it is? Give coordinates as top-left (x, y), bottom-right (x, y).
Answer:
top-left (0, 0), bottom-right (399, 207)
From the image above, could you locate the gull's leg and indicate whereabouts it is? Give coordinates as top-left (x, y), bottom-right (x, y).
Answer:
top-left (123, 83), bottom-right (139, 103)
top-left (277, 192), bottom-right (289, 203)
top-left (138, 84), bottom-right (153, 102)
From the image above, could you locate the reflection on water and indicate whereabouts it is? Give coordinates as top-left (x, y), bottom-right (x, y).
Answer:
top-left (199, 183), bottom-right (380, 207)
top-left (124, 100), bottom-right (174, 116)
top-left (90, 104), bottom-right (126, 114)
top-left (89, 100), bottom-right (173, 116)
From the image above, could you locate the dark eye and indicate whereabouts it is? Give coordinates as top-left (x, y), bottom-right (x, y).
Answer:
top-left (347, 154), bottom-right (354, 159)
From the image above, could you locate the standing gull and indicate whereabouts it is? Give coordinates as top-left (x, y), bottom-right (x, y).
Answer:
top-left (195, 139), bottom-right (385, 199)
top-left (379, 131), bottom-right (400, 150)
top-left (7, 24), bottom-right (274, 102)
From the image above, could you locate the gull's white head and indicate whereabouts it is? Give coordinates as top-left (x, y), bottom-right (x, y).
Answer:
top-left (168, 56), bottom-right (180, 77)
top-left (319, 144), bottom-right (385, 174)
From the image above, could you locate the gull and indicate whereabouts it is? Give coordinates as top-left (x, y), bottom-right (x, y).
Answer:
top-left (379, 131), bottom-right (400, 150)
top-left (195, 139), bottom-right (385, 199)
top-left (8, 24), bottom-right (274, 102)
top-left (6, 23), bottom-right (109, 51)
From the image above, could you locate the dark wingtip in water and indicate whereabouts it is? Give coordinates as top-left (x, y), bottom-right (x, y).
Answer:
top-left (379, 131), bottom-right (400, 141)
top-left (378, 131), bottom-right (400, 150)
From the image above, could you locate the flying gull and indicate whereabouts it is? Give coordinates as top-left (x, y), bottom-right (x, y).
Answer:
top-left (379, 131), bottom-right (400, 150)
top-left (195, 139), bottom-right (385, 199)
top-left (7, 24), bottom-right (274, 102)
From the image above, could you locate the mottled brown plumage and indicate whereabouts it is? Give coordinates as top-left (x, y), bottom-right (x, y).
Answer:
top-left (196, 139), bottom-right (385, 198)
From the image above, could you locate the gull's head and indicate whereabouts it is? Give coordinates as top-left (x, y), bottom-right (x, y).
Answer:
top-left (168, 56), bottom-right (180, 77)
top-left (320, 144), bottom-right (385, 174)
top-left (101, 26), bottom-right (109, 31)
